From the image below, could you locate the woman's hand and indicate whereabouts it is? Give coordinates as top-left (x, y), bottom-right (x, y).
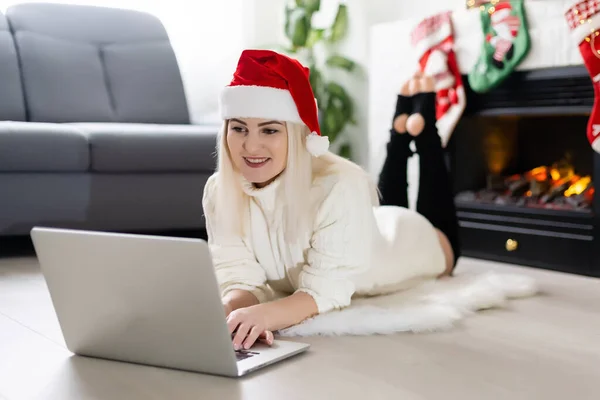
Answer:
top-left (226, 292), bottom-right (318, 349)
top-left (227, 305), bottom-right (274, 350)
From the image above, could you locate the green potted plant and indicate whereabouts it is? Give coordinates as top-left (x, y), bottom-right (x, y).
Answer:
top-left (280, 0), bottom-right (358, 159)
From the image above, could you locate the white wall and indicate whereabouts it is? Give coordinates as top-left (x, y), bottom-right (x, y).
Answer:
top-left (365, 0), bottom-right (464, 24)
top-left (160, 1), bottom-right (249, 124)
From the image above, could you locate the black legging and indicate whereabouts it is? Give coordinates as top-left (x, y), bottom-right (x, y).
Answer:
top-left (377, 92), bottom-right (461, 267)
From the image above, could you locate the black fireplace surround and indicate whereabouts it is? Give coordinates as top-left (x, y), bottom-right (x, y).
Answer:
top-left (449, 65), bottom-right (600, 277)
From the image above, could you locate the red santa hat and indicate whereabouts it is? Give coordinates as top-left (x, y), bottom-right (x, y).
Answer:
top-left (219, 49), bottom-right (329, 157)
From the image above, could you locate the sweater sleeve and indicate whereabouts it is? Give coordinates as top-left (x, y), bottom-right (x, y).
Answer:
top-left (202, 174), bottom-right (271, 304)
top-left (295, 173), bottom-right (375, 314)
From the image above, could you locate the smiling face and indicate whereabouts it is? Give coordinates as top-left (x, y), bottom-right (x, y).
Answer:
top-left (226, 117), bottom-right (288, 187)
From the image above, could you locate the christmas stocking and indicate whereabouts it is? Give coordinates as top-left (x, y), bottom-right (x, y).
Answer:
top-left (468, 0), bottom-right (531, 93)
top-left (565, 0), bottom-right (600, 153)
top-left (410, 11), bottom-right (466, 148)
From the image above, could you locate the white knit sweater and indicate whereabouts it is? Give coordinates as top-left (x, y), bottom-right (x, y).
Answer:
top-left (202, 162), bottom-right (445, 314)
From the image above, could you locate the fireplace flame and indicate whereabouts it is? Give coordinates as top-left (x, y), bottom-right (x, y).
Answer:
top-left (550, 167), bottom-right (563, 181)
top-left (587, 187), bottom-right (595, 202)
top-left (468, 155), bottom-right (594, 212)
top-left (528, 166), bottom-right (548, 181)
top-left (525, 165), bottom-right (574, 183)
top-left (525, 163), bottom-right (579, 185)
top-left (564, 176), bottom-right (592, 197)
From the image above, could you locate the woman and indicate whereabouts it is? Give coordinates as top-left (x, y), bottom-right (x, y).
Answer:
top-left (202, 49), bottom-right (460, 350)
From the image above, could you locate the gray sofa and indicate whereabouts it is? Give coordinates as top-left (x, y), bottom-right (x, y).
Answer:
top-left (0, 3), bottom-right (219, 237)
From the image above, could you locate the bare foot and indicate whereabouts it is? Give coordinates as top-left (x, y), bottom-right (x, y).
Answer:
top-left (395, 72), bottom-right (435, 136)
top-left (393, 115), bottom-right (408, 133)
top-left (403, 70), bottom-right (429, 96)
top-left (420, 75), bottom-right (435, 92)
top-left (407, 113), bottom-right (425, 136)
top-left (392, 78), bottom-right (413, 133)
top-left (408, 75), bottom-right (422, 97)
top-left (406, 73), bottom-right (435, 136)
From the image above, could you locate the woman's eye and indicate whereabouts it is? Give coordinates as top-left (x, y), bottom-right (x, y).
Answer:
top-left (231, 126), bottom-right (245, 132)
top-left (263, 129), bottom-right (279, 134)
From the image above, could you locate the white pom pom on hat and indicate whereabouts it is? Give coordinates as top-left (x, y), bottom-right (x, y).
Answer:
top-left (219, 49), bottom-right (330, 157)
top-left (306, 131), bottom-right (330, 157)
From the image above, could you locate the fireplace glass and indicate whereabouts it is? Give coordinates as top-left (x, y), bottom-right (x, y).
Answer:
top-left (453, 114), bottom-right (594, 214)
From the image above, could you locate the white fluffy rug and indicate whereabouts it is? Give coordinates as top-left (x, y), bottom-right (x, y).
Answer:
top-left (277, 272), bottom-right (539, 337)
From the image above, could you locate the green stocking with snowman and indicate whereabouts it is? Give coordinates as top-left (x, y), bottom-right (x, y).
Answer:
top-left (468, 0), bottom-right (531, 93)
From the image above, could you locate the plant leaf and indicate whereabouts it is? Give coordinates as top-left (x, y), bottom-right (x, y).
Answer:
top-left (327, 4), bottom-right (348, 43)
top-left (325, 55), bottom-right (356, 71)
top-left (304, 0), bottom-right (321, 13)
top-left (306, 28), bottom-right (325, 48)
top-left (338, 142), bottom-right (352, 160)
top-left (309, 66), bottom-right (325, 107)
top-left (295, 0), bottom-right (320, 12)
top-left (286, 8), bottom-right (311, 47)
top-left (326, 82), bottom-right (354, 123)
top-left (284, 5), bottom-right (293, 42)
top-left (322, 97), bottom-right (346, 143)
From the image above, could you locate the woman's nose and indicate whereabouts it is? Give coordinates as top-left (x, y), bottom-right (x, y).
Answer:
top-left (243, 131), bottom-right (262, 153)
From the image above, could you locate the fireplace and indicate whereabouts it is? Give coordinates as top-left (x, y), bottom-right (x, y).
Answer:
top-left (449, 66), bottom-right (600, 277)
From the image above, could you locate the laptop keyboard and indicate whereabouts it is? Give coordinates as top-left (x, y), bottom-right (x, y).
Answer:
top-left (235, 349), bottom-right (259, 361)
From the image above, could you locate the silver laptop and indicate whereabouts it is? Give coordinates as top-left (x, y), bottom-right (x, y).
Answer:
top-left (30, 227), bottom-right (309, 377)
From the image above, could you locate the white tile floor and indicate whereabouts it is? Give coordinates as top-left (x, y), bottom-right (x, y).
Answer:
top-left (0, 255), bottom-right (599, 400)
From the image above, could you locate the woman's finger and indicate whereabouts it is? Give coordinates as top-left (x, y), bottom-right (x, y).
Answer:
top-left (258, 330), bottom-right (274, 346)
top-left (232, 323), bottom-right (251, 350)
top-left (226, 313), bottom-right (240, 334)
top-left (243, 326), bottom-right (262, 350)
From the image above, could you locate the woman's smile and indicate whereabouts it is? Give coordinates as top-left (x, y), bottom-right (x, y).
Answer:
top-left (243, 157), bottom-right (271, 168)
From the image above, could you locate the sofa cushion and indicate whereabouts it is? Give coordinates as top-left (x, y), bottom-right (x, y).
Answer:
top-left (0, 12), bottom-right (26, 121)
top-left (99, 41), bottom-right (190, 124)
top-left (0, 121), bottom-right (90, 172)
top-left (6, 3), bottom-right (189, 124)
top-left (14, 32), bottom-right (116, 123)
top-left (70, 123), bottom-right (218, 173)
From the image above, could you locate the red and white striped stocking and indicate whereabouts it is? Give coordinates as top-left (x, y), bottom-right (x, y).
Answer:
top-left (566, 0), bottom-right (600, 153)
top-left (410, 11), bottom-right (466, 148)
